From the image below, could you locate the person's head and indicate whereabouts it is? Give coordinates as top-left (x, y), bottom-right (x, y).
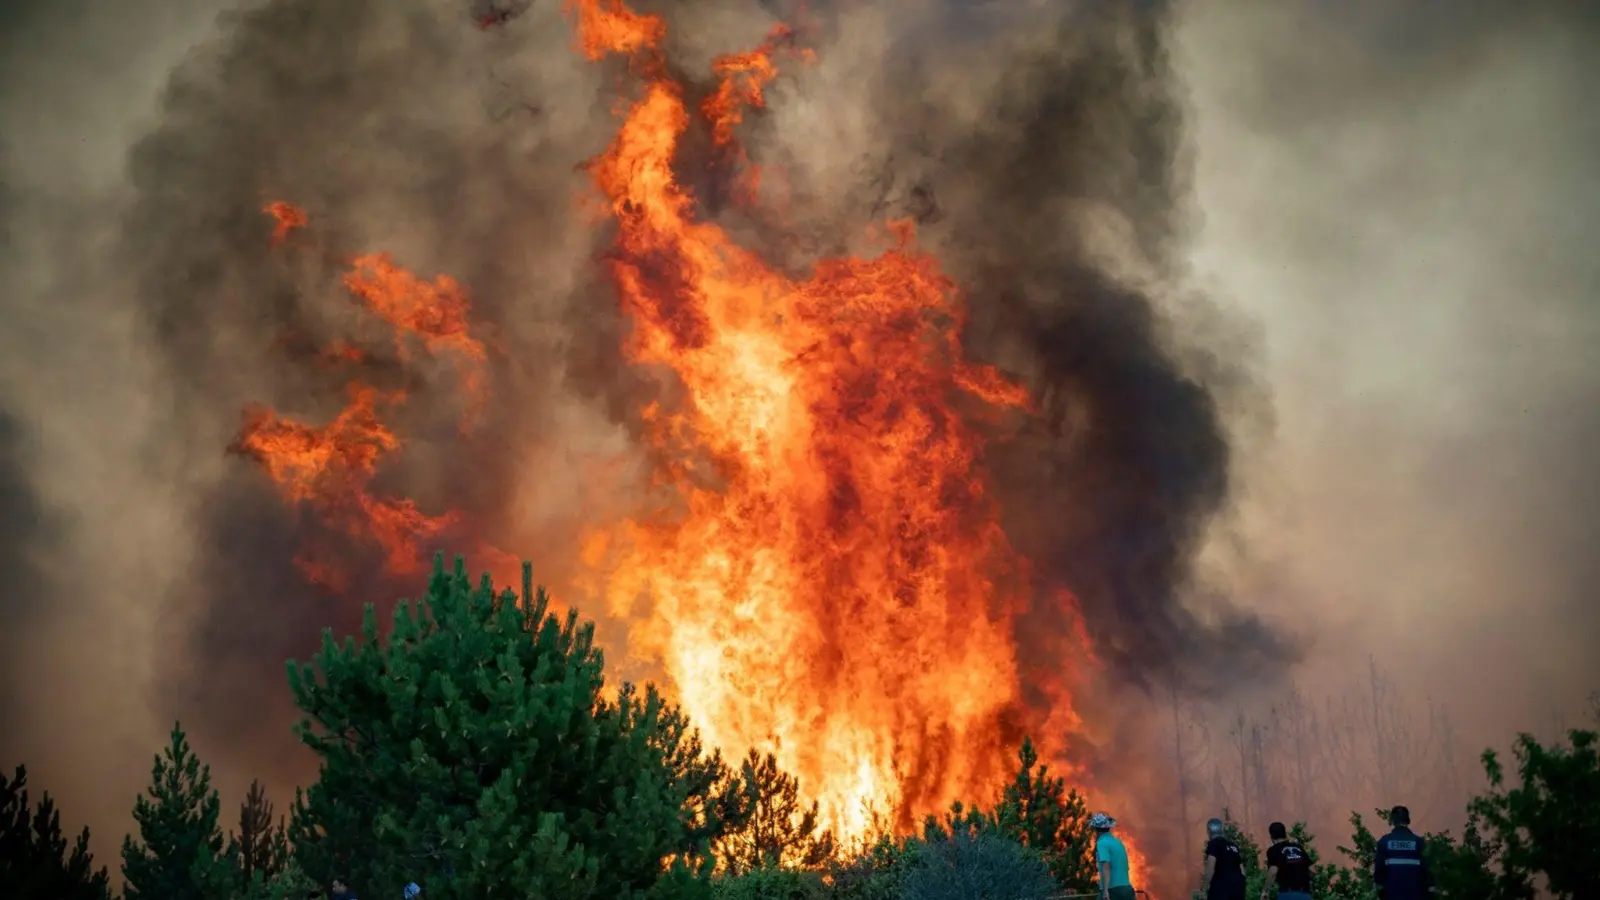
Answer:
top-left (1207, 817), bottom-right (1225, 837)
top-left (1390, 805), bottom-right (1411, 827)
top-left (404, 884), bottom-right (423, 899)
top-left (1090, 812), bottom-right (1116, 833)
top-left (330, 879), bottom-right (347, 894)
top-left (1269, 822), bottom-right (1287, 842)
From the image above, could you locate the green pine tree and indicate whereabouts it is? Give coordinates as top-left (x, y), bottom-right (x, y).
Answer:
top-left (121, 722), bottom-right (235, 900)
top-left (712, 864), bottom-right (828, 899)
top-left (286, 556), bottom-right (747, 899)
top-left (234, 854), bottom-right (320, 900)
top-left (234, 778), bottom-right (289, 885)
top-left (824, 835), bottom-right (914, 900)
top-left (988, 737), bottom-right (1095, 892)
top-left (0, 765), bottom-right (113, 900)
top-left (716, 749), bottom-right (835, 873)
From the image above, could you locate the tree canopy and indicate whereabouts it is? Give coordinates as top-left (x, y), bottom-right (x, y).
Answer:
top-left (0, 765), bottom-right (112, 900)
top-left (120, 723), bottom-right (232, 900)
top-left (285, 556), bottom-right (747, 899)
top-left (718, 749), bottom-right (836, 873)
top-left (1472, 728), bottom-right (1600, 898)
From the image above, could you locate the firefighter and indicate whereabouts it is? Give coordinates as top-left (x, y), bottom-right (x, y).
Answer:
top-left (1262, 822), bottom-right (1312, 900)
top-left (1195, 817), bottom-right (1246, 900)
top-left (1374, 805), bottom-right (1435, 900)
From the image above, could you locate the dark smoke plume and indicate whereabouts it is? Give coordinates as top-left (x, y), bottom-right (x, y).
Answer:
top-left (106, 0), bottom-right (619, 769)
top-left (111, 0), bottom-right (1283, 768)
top-left (721, 0), bottom-right (1293, 692)
top-left (3, 0), bottom-right (1292, 879)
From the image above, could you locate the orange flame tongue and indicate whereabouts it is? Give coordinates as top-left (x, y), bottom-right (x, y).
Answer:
top-left (235, 204), bottom-right (496, 591)
top-left (570, 0), bottom-right (1040, 838)
top-left (232, 383), bottom-right (457, 588)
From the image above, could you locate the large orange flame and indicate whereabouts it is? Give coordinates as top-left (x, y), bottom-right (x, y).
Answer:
top-left (236, 7), bottom-right (1156, 888)
top-left (567, 0), bottom-right (1062, 839)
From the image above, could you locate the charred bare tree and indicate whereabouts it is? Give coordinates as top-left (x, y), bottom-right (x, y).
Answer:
top-left (1270, 685), bottom-right (1319, 822)
top-left (1314, 658), bottom-right (1469, 828)
top-left (1167, 680), bottom-right (1212, 862)
top-left (235, 779), bottom-right (287, 884)
top-left (1225, 708), bottom-right (1256, 833)
top-left (1425, 702), bottom-right (1465, 818)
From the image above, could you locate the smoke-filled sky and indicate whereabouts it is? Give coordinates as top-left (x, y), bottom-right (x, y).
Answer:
top-left (2, 0), bottom-right (1597, 876)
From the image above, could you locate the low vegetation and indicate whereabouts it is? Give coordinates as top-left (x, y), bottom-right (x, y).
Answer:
top-left (7, 557), bottom-right (1597, 898)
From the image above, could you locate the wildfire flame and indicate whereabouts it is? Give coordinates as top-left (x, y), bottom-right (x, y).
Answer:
top-left (233, 2), bottom-right (1156, 888)
top-left (231, 209), bottom-right (496, 590)
top-left (231, 382), bottom-right (457, 591)
top-left (567, 0), bottom-right (1061, 840)
top-left (264, 200), bottom-right (306, 244)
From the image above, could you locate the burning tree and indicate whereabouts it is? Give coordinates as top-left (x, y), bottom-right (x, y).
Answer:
top-left (718, 749), bottom-right (836, 873)
top-left (229, 0), bottom-right (1127, 856)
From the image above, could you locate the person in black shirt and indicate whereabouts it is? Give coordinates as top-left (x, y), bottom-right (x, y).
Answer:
top-left (1195, 817), bottom-right (1247, 900)
top-left (1262, 821), bottom-right (1313, 900)
top-left (1374, 805), bottom-right (1434, 900)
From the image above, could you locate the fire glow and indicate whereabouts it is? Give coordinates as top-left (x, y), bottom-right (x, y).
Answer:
top-left (235, 0), bottom-right (1148, 880)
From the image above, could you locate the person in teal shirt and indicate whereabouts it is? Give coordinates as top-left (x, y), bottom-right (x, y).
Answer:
top-left (1093, 812), bottom-right (1137, 900)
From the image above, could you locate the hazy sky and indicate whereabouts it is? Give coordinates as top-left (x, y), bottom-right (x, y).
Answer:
top-left (1, 0), bottom-right (1596, 872)
top-left (1177, 0), bottom-right (1600, 745)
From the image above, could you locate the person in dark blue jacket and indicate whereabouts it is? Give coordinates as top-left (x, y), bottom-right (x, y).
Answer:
top-left (1373, 806), bottom-right (1434, 900)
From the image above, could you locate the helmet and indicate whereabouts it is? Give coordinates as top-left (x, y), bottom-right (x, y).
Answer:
top-left (404, 884), bottom-right (422, 899)
top-left (1207, 817), bottom-right (1226, 836)
top-left (1089, 812), bottom-right (1115, 831)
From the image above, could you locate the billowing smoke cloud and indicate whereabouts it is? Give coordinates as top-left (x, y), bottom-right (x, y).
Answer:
top-left (1179, 0), bottom-right (1600, 745)
top-left (4, 0), bottom-right (1595, 888)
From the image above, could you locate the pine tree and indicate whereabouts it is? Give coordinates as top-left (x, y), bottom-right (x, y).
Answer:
top-left (235, 779), bottom-right (289, 884)
top-left (716, 749), bottom-right (835, 873)
top-left (988, 737), bottom-right (1095, 892)
top-left (0, 765), bottom-right (113, 900)
top-left (121, 722), bottom-right (233, 900)
top-left (287, 556), bottom-right (747, 899)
